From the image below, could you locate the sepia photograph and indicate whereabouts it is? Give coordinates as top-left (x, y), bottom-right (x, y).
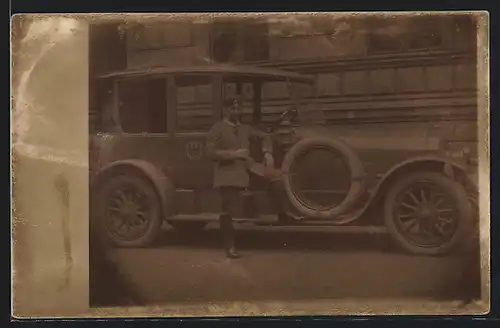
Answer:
top-left (11, 12), bottom-right (490, 318)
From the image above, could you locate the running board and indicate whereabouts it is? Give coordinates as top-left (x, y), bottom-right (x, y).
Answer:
top-left (167, 213), bottom-right (387, 232)
top-left (167, 213), bottom-right (278, 224)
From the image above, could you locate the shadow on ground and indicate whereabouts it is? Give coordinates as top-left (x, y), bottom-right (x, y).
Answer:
top-left (90, 226), bottom-right (482, 308)
top-left (156, 225), bottom-right (397, 253)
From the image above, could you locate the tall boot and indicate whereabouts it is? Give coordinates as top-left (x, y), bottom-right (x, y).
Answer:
top-left (269, 181), bottom-right (293, 224)
top-left (220, 214), bottom-right (241, 259)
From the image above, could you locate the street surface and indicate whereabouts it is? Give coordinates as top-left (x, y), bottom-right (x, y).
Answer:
top-left (93, 222), bottom-right (481, 306)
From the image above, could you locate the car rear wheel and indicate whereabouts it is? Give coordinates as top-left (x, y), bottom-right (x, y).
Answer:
top-left (93, 174), bottom-right (163, 248)
top-left (384, 171), bottom-right (472, 256)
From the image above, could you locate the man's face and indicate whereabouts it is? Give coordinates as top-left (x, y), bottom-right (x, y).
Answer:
top-left (226, 101), bottom-right (243, 122)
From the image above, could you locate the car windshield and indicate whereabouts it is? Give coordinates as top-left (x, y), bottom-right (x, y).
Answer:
top-left (289, 81), bottom-right (325, 125)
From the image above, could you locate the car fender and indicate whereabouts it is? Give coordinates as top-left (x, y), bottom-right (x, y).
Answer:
top-left (355, 154), bottom-right (477, 222)
top-left (91, 159), bottom-right (175, 218)
top-left (382, 154), bottom-right (475, 186)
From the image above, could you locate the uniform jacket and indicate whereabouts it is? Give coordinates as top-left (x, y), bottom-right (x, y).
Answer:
top-left (206, 119), bottom-right (273, 188)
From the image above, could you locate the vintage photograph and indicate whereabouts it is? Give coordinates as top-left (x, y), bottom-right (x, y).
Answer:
top-left (11, 12), bottom-right (490, 317)
top-left (87, 12), bottom-right (487, 309)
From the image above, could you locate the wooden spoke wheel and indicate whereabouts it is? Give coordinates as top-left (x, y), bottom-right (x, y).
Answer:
top-left (384, 172), bottom-right (472, 256)
top-left (94, 174), bottom-right (163, 248)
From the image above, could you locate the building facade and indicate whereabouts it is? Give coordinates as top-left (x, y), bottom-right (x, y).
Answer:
top-left (90, 14), bottom-right (478, 151)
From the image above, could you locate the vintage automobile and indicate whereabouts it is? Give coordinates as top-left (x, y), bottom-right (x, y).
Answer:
top-left (90, 64), bottom-right (478, 256)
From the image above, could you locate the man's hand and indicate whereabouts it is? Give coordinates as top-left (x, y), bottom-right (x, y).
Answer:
top-left (263, 152), bottom-right (274, 168)
top-left (233, 148), bottom-right (250, 159)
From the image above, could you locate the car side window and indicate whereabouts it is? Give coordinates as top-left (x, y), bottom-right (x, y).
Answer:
top-left (176, 82), bottom-right (213, 133)
top-left (117, 78), bottom-right (168, 134)
top-left (261, 81), bottom-right (290, 125)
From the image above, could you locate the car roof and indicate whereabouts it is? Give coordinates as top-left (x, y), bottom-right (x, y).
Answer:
top-left (96, 64), bottom-right (315, 84)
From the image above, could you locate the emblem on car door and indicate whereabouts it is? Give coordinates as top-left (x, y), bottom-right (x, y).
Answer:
top-left (185, 141), bottom-right (204, 161)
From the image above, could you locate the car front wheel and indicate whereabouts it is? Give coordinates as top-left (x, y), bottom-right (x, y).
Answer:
top-left (384, 171), bottom-right (472, 256)
top-left (93, 174), bottom-right (163, 248)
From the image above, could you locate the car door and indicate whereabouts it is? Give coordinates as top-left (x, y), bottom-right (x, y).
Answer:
top-left (103, 77), bottom-right (174, 175)
top-left (168, 75), bottom-right (219, 191)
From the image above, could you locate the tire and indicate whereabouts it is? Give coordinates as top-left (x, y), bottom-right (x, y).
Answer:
top-left (280, 137), bottom-right (365, 222)
top-left (167, 220), bottom-right (208, 232)
top-left (93, 174), bottom-right (163, 248)
top-left (384, 171), bottom-right (473, 256)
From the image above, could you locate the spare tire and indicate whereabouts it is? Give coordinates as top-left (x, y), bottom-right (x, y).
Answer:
top-left (280, 137), bottom-right (365, 221)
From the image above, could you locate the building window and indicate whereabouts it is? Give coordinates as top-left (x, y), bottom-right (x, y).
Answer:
top-left (212, 27), bottom-right (238, 62)
top-left (117, 78), bottom-right (168, 133)
top-left (211, 21), bottom-right (270, 63)
top-left (367, 16), bottom-right (444, 54)
top-left (242, 23), bottom-right (270, 62)
top-left (90, 23), bottom-right (127, 76)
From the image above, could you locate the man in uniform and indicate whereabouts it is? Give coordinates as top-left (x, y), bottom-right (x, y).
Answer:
top-left (206, 98), bottom-right (278, 259)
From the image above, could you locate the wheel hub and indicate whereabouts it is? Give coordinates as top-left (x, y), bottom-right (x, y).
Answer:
top-left (416, 203), bottom-right (436, 220)
top-left (120, 201), bottom-right (139, 218)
